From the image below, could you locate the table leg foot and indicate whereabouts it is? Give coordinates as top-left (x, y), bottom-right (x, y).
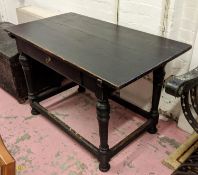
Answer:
top-left (147, 126), bottom-right (157, 134)
top-left (78, 86), bottom-right (86, 93)
top-left (31, 108), bottom-right (40, 115)
top-left (99, 162), bottom-right (110, 172)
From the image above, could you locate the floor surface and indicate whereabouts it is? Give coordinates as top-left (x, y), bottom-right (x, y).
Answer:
top-left (0, 87), bottom-right (189, 175)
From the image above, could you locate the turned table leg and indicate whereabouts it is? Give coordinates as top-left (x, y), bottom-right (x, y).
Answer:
top-left (148, 66), bottom-right (165, 134)
top-left (19, 54), bottom-right (40, 115)
top-left (95, 80), bottom-right (111, 172)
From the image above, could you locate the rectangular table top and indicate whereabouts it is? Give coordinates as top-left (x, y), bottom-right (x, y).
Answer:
top-left (7, 13), bottom-right (191, 89)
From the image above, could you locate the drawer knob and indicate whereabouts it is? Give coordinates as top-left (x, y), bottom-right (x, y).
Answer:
top-left (45, 56), bottom-right (52, 64)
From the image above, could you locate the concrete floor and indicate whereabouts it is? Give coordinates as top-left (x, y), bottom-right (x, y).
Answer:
top-left (0, 87), bottom-right (189, 175)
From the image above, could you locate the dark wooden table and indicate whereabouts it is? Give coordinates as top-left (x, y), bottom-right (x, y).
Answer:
top-left (7, 13), bottom-right (191, 172)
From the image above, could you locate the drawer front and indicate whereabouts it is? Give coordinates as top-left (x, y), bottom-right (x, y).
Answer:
top-left (17, 39), bottom-right (81, 83)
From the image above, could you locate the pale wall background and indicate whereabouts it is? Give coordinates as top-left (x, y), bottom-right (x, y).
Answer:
top-left (0, 0), bottom-right (198, 132)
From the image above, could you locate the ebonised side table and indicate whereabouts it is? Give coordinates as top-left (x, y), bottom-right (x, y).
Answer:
top-left (7, 13), bottom-right (191, 172)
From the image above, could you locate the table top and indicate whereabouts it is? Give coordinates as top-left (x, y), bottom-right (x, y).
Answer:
top-left (7, 13), bottom-right (191, 89)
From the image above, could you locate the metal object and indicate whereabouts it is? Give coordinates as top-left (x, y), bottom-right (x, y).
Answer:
top-left (45, 56), bottom-right (51, 64)
top-left (172, 147), bottom-right (198, 175)
top-left (165, 67), bottom-right (198, 132)
top-left (165, 67), bottom-right (198, 175)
